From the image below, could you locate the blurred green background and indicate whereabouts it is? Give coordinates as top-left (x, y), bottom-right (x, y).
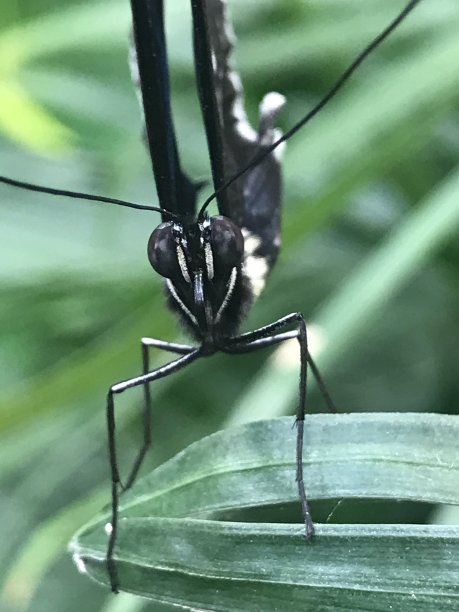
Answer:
top-left (1, 0), bottom-right (459, 610)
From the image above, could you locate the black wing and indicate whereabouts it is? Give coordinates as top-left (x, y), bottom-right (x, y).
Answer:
top-left (130, 0), bottom-right (195, 218)
top-left (191, 0), bottom-right (285, 270)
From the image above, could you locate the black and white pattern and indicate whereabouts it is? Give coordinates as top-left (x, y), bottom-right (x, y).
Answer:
top-left (105, 0), bottom-right (419, 594)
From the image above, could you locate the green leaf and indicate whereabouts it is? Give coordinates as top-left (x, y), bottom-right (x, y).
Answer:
top-left (70, 413), bottom-right (459, 608)
top-left (74, 521), bottom-right (459, 611)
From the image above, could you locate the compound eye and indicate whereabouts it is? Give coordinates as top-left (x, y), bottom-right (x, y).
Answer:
top-left (209, 215), bottom-right (244, 269)
top-left (147, 222), bottom-right (180, 278)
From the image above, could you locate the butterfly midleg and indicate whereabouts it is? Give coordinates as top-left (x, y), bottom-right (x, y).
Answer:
top-left (225, 313), bottom-right (315, 538)
top-left (106, 349), bottom-right (201, 593)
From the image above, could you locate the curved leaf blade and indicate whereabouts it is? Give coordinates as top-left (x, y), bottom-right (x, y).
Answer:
top-left (73, 520), bottom-right (459, 611)
top-left (70, 414), bottom-right (459, 607)
top-left (113, 413), bottom-right (459, 519)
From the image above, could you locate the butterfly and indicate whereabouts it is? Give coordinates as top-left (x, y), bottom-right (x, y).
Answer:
top-left (0, 0), bottom-right (423, 593)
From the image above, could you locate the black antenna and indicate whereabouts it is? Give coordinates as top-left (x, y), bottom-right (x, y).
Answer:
top-left (0, 174), bottom-right (177, 218)
top-left (198, 0), bottom-right (423, 218)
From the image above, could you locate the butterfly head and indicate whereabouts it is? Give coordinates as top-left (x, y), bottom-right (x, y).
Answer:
top-left (147, 215), bottom-right (244, 339)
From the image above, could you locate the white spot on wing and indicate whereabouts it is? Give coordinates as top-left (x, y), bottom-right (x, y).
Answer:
top-left (259, 93), bottom-right (287, 160)
top-left (242, 229), bottom-right (261, 256)
top-left (229, 72), bottom-right (258, 143)
top-left (271, 128), bottom-right (286, 161)
top-left (73, 553), bottom-right (87, 574)
top-left (105, 522), bottom-right (113, 536)
top-left (259, 91), bottom-right (286, 117)
top-left (244, 255), bottom-right (268, 298)
top-left (235, 119), bottom-right (257, 143)
top-left (241, 228), bottom-right (269, 298)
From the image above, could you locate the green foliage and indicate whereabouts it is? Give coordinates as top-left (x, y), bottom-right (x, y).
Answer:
top-left (1, 1), bottom-right (459, 611)
top-left (76, 521), bottom-right (459, 611)
top-left (71, 414), bottom-right (459, 608)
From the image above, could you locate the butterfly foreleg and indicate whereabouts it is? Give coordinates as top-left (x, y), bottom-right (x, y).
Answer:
top-left (122, 337), bottom-right (196, 492)
top-left (106, 349), bottom-right (200, 593)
